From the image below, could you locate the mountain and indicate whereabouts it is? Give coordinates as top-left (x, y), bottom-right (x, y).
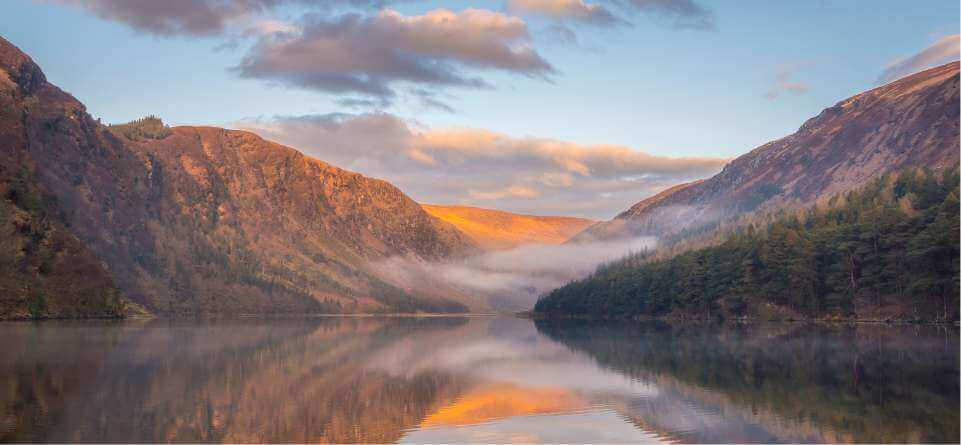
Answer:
top-left (574, 62), bottom-right (960, 243)
top-left (0, 36), bottom-right (477, 317)
top-left (421, 204), bottom-right (596, 250)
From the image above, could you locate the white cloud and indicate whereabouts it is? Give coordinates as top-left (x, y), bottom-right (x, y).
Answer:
top-left (878, 34), bottom-right (960, 84)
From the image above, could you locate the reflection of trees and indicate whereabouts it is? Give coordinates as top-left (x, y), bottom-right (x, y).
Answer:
top-left (536, 320), bottom-right (959, 443)
top-left (0, 318), bottom-right (471, 443)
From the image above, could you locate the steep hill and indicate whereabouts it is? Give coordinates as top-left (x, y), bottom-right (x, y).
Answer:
top-left (574, 62), bottom-right (960, 243)
top-left (0, 36), bottom-right (477, 316)
top-left (421, 204), bottom-right (595, 250)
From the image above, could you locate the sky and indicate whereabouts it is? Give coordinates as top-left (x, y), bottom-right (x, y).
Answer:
top-left (2, 0), bottom-right (958, 218)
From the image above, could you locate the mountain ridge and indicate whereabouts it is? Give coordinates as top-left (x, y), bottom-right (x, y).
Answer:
top-left (575, 61), bottom-right (960, 243)
top-left (0, 35), bottom-right (479, 316)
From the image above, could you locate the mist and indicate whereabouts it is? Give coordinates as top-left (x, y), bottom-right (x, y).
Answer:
top-left (376, 236), bottom-right (657, 312)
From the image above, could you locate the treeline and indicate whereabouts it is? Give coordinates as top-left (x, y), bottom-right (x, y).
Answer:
top-left (107, 115), bottom-right (171, 141)
top-left (535, 168), bottom-right (960, 321)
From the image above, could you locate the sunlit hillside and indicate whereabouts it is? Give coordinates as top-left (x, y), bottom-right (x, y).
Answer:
top-left (422, 205), bottom-right (596, 250)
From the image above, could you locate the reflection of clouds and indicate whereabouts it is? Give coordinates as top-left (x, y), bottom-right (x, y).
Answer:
top-left (369, 317), bottom-right (854, 443)
top-left (365, 317), bottom-right (658, 398)
top-left (419, 383), bottom-right (589, 427)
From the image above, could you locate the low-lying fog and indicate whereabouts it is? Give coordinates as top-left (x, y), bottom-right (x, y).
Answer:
top-left (378, 236), bottom-right (656, 311)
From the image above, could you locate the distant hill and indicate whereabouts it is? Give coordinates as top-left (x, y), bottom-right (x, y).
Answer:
top-left (574, 62), bottom-right (960, 244)
top-left (422, 204), bottom-right (595, 250)
top-left (0, 36), bottom-right (478, 317)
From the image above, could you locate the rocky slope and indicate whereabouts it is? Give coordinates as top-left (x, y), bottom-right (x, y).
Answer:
top-left (0, 36), bottom-right (477, 316)
top-left (421, 204), bottom-right (595, 250)
top-left (575, 62), bottom-right (960, 243)
top-left (0, 37), bottom-right (125, 319)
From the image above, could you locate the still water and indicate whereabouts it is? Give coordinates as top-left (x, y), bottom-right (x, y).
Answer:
top-left (0, 317), bottom-right (957, 443)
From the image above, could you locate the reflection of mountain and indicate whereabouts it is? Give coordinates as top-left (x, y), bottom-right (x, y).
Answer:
top-left (2, 318), bottom-right (957, 443)
top-left (536, 320), bottom-right (960, 443)
top-left (0, 318), bottom-right (472, 443)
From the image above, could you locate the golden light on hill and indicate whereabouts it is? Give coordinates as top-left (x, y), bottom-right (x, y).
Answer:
top-left (422, 204), bottom-right (596, 250)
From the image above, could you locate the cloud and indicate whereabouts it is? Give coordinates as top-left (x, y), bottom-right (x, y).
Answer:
top-left (506, 0), bottom-right (621, 26)
top-left (764, 62), bottom-right (813, 100)
top-left (235, 8), bottom-right (553, 104)
top-left (50, 0), bottom-right (290, 37)
top-left (613, 0), bottom-right (715, 30)
top-left (877, 34), bottom-right (960, 84)
top-left (49, 0), bottom-right (415, 37)
top-left (507, 0), bottom-right (714, 30)
top-left (234, 112), bottom-right (727, 219)
top-left (469, 185), bottom-right (540, 200)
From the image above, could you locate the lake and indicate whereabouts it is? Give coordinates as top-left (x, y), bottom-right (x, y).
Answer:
top-left (0, 317), bottom-right (957, 443)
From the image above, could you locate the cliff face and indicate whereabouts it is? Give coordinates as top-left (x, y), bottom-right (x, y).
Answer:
top-left (421, 204), bottom-right (596, 250)
top-left (0, 36), bottom-right (476, 315)
top-left (576, 62), bottom-right (960, 242)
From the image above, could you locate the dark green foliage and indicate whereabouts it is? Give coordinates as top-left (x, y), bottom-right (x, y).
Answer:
top-left (6, 166), bottom-right (43, 214)
top-left (738, 183), bottom-right (783, 212)
top-left (27, 289), bottom-right (46, 317)
top-left (107, 115), bottom-right (171, 141)
top-left (536, 168), bottom-right (960, 321)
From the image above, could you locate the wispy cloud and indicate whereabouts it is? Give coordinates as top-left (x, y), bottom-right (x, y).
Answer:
top-left (234, 112), bottom-right (727, 219)
top-left (614, 0), bottom-right (716, 30)
top-left (764, 62), bottom-right (814, 100)
top-left (508, 0), bottom-right (714, 46)
top-left (506, 0), bottom-right (622, 26)
top-left (877, 34), bottom-right (960, 84)
top-left (49, 0), bottom-right (410, 37)
top-left (50, 0), bottom-right (288, 37)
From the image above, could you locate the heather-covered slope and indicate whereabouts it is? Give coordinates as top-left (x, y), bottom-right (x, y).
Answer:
top-left (0, 36), bottom-right (476, 316)
top-left (575, 62), bottom-right (960, 243)
top-left (421, 204), bottom-right (596, 250)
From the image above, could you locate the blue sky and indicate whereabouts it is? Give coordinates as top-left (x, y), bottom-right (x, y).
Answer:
top-left (1, 1), bottom-right (958, 217)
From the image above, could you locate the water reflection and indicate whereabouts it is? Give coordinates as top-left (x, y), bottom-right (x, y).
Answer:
top-left (0, 318), bottom-right (956, 443)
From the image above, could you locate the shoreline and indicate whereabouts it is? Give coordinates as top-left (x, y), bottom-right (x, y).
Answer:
top-left (519, 311), bottom-right (961, 326)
